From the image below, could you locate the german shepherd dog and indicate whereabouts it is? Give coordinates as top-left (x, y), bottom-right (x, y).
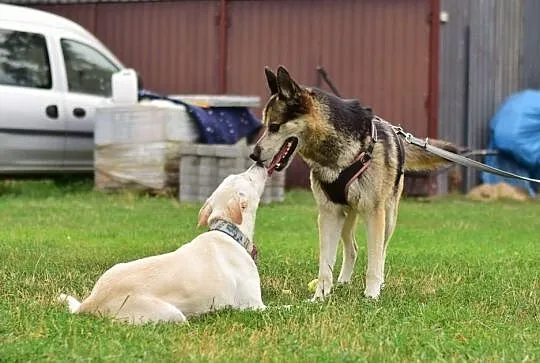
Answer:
top-left (250, 66), bottom-right (457, 300)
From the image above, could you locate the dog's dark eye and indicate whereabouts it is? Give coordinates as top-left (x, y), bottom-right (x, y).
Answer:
top-left (268, 124), bottom-right (280, 133)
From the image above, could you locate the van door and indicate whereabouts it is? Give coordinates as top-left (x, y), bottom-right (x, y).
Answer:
top-left (0, 28), bottom-right (66, 171)
top-left (60, 38), bottom-right (120, 168)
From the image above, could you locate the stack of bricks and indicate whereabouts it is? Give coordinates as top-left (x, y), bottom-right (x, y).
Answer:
top-left (94, 102), bottom-right (199, 195)
top-left (178, 143), bottom-right (286, 204)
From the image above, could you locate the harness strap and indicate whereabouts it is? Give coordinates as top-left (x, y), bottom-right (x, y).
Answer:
top-left (320, 119), bottom-right (378, 205)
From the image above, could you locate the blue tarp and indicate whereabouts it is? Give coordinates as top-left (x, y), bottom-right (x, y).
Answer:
top-left (482, 89), bottom-right (540, 196)
top-left (138, 90), bottom-right (262, 145)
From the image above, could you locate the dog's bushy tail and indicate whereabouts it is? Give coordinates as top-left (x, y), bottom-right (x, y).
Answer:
top-left (403, 138), bottom-right (458, 172)
top-left (58, 293), bottom-right (81, 313)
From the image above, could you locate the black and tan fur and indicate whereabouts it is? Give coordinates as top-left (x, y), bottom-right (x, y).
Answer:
top-left (251, 66), bottom-right (457, 300)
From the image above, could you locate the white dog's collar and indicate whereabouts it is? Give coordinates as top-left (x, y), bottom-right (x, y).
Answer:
top-left (209, 219), bottom-right (257, 262)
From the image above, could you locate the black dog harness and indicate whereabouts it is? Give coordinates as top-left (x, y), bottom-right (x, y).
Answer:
top-left (209, 218), bottom-right (257, 262)
top-left (320, 119), bottom-right (379, 205)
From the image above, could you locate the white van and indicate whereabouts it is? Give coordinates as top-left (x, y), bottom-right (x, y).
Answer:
top-left (0, 3), bottom-right (127, 174)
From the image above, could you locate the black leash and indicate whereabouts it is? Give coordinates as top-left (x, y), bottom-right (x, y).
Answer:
top-left (393, 126), bottom-right (540, 185)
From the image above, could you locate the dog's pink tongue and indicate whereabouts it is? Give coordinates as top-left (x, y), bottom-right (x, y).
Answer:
top-left (266, 157), bottom-right (279, 176)
top-left (266, 143), bottom-right (288, 176)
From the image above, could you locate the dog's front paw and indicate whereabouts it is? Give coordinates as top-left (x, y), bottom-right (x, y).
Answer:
top-left (309, 293), bottom-right (324, 303)
top-left (364, 275), bottom-right (383, 300)
top-left (310, 280), bottom-right (333, 302)
top-left (363, 285), bottom-right (381, 300)
top-left (309, 294), bottom-right (327, 303)
top-left (337, 276), bottom-right (353, 284)
top-left (253, 304), bottom-right (267, 311)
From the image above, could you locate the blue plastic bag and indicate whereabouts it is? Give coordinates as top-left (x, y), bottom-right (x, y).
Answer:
top-left (491, 89), bottom-right (540, 169)
top-left (482, 89), bottom-right (540, 196)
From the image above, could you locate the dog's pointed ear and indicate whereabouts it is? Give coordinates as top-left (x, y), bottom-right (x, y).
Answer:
top-left (226, 191), bottom-right (248, 225)
top-left (264, 66), bottom-right (278, 95)
top-left (197, 199), bottom-right (213, 228)
top-left (276, 65), bottom-right (300, 100)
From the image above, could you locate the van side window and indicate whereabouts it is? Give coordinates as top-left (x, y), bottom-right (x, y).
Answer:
top-left (61, 39), bottom-right (119, 97)
top-left (0, 29), bottom-right (52, 89)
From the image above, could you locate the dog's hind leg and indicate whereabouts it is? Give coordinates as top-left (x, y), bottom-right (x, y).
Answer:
top-left (311, 207), bottom-right (346, 301)
top-left (364, 206), bottom-right (386, 299)
top-left (337, 211), bottom-right (359, 284)
top-left (110, 295), bottom-right (187, 325)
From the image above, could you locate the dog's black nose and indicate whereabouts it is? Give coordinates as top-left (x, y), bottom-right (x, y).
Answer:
top-left (249, 154), bottom-right (264, 166)
top-left (250, 145), bottom-right (262, 164)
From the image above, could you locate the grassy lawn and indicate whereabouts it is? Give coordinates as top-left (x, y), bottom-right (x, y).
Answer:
top-left (0, 178), bottom-right (538, 362)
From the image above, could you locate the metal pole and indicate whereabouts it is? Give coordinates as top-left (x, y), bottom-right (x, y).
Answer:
top-left (218, 0), bottom-right (228, 94)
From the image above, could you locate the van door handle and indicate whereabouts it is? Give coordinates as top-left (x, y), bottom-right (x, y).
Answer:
top-left (73, 107), bottom-right (86, 118)
top-left (46, 105), bottom-right (58, 119)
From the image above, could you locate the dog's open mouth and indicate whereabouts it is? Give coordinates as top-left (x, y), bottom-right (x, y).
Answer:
top-left (267, 137), bottom-right (298, 175)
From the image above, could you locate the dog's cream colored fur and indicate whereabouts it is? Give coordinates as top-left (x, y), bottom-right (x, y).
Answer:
top-left (58, 165), bottom-right (267, 324)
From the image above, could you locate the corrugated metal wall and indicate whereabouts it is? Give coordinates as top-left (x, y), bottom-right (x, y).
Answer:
top-left (95, 2), bottom-right (218, 94)
top-left (437, 0), bottom-right (470, 194)
top-left (225, 0), bottom-right (432, 190)
top-left (227, 0), bottom-right (430, 135)
top-left (28, 0), bottom-right (431, 133)
top-left (521, 0), bottom-right (540, 89)
top-left (32, 1), bottom-right (219, 94)
top-left (24, 0), bottom-right (434, 192)
top-left (438, 0), bottom-right (539, 193)
top-left (30, 3), bottom-right (98, 31)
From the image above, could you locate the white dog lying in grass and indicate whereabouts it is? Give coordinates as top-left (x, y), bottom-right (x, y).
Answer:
top-left (58, 164), bottom-right (268, 324)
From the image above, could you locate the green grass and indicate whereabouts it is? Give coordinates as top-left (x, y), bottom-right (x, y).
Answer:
top-left (0, 178), bottom-right (538, 362)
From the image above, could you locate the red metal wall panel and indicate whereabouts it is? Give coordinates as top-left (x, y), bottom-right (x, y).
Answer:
top-left (32, 4), bottom-right (97, 34)
top-left (93, 2), bottom-right (218, 94)
top-left (227, 0), bottom-right (430, 134)
top-left (34, 2), bottom-right (218, 94)
top-left (226, 0), bottom-right (431, 189)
